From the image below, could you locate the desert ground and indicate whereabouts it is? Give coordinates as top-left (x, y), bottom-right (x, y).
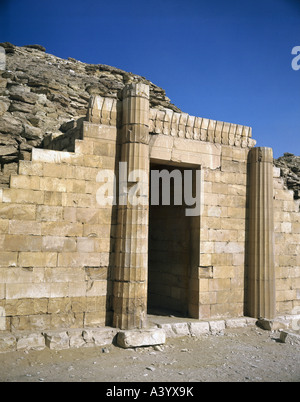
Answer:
top-left (0, 325), bottom-right (299, 383)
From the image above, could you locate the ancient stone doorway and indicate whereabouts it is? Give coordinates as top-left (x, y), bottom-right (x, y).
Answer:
top-left (147, 162), bottom-right (201, 318)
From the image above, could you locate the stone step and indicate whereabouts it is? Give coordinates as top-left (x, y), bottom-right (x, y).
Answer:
top-left (150, 316), bottom-right (256, 338)
top-left (0, 315), bottom-right (293, 353)
top-left (0, 327), bottom-right (118, 353)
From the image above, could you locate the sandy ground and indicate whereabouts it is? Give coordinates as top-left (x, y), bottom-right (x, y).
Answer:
top-left (0, 326), bottom-right (299, 383)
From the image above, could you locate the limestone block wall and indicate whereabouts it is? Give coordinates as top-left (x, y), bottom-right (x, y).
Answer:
top-left (148, 133), bottom-right (250, 320)
top-left (149, 128), bottom-right (299, 320)
top-left (273, 168), bottom-right (300, 315)
top-left (0, 120), bottom-right (118, 332)
top-left (199, 146), bottom-right (249, 319)
top-left (0, 83), bottom-right (299, 333)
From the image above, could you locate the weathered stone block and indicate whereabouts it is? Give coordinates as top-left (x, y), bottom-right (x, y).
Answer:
top-left (245, 317), bottom-right (258, 326)
top-left (225, 317), bottom-right (247, 328)
top-left (51, 312), bottom-right (84, 330)
top-left (85, 296), bottom-right (106, 312)
top-left (117, 328), bottom-right (166, 348)
top-left (0, 251), bottom-right (18, 267)
top-left (44, 330), bottom-right (69, 350)
top-left (77, 237), bottom-right (95, 253)
top-left (83, 122), bottom-right (117, 141)
top-left (9, 220), bottom-right (41, 235)
top-left (62, 192), bottom-right (95, 208)
top-left (10, 175), bottom-right (40, 191)
top-left (83, 327), bottom-right (117, 347)
top-left (40, 177), bottom-right (68, 192)
top-left (43, 191), bottom-right (63, 206)
top-left (188, 321), bottom-right (210, 336)
top-left (257, 318), bottom-right (289, 331)
top-left (47, 298), bottom-right (72, 314)
top-left (42, 236), bottom-right (76, 252)
top-left (18, 251), bottom-right (57, 268)
top-left (70, 297), bottom-right (87, 313)
top-left (67, 282), bottom-right (86, 298)
top-left (280, 331), bottom-right (300, 346)
top-left (57, 252), bottom-right (102, 268)
top-left (209, 278), bottom-right (231, 292)
top-left (41, 222), bottom-right (83, 237)
top-left (67, 178), bottom-right (87, 193)
top-left (85, 280), bottom-right (107, 297)
top-left (74, 139), bottom-right (94, 155)
top-left (16, 331), bottom-right (45, 351)
top-left (214, 242), bottom-right (244, 254)
top-left (84, 311), bottom-right (106, 327)
top-left (3, 234), bottom-right (42, 252)
top-left (37, 205), bottom-right (63, 222)
top-left (45, 267), bottom-right (84, 284)
top-left (50, 283), bottom-right (70, 299)
top-left (2, 267), bottom-right (43, 286)
top-left (68, 328), bottom-right (86, 348)
top-left (0, 284), bottom-right (5, 300)
top-left (157, 322), bottom-right (190, 338)
top-left (0, 332), bottom-right (16, 353)
top-left (209, 320), bottom-right (226, 334)
top-left (32, 148), bottom-right (79, 165)
top-left (0, 204), bottom-right (36, 221)
top-left (18, 161), bottom-right (43, 176)
top-left (2, 188), bottom-right (44, 205)
top-left (6, 283), bottom-right (51, 300)
top-left (199, 291), bottom-right (217, 305)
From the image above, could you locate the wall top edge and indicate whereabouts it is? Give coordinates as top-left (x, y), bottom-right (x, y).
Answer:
top-left (86, 93), bottom-right (256, 149)
top-left (149, 107), bottom-right (255, 149)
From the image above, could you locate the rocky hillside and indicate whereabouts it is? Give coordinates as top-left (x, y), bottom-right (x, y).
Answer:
top-left (0, 43), bottom-right (299, 197)
top-left (0, 43), bottom-right (180, 186)
top-left (274, 153), bottom-right (300, 200)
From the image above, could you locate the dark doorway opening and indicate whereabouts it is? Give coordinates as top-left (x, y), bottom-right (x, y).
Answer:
top-left (147, 162), bottom-right (200, 318)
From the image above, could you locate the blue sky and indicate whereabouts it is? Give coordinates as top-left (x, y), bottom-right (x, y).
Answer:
top-left (0, 0), bottom-right (299, 158)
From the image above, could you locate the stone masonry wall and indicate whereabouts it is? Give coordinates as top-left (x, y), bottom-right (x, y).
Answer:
top-left (200, 146), bottom-right (249, 319)
top-left (149, 131), bottom-right (250, 319)
top-left (273, 167), bottom-right (300, 315)
top-left (0, 87), bottom-right (299, 333)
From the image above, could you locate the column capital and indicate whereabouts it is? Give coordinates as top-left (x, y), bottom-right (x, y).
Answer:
top-left (121, 83), bottom-right (150, 144)
top-left (122, 82), bottom-right (150, 100)
top-left (248, 147), bottom-right (273, 164)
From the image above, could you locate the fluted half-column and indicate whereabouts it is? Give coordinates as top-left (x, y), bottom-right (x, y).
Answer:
top-left (247, 147), bottom-right (276, 319)
top-left (113, 83), bottom-right (150, 330)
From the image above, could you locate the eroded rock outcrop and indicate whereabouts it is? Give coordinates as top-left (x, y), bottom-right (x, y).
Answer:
top-left (0, 42), bottom-right (180, 186)
top-left (274, 153), bottom-right (300, 199)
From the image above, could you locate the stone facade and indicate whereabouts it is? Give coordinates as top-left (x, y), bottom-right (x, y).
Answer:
top-left (0, 79), bottom-right (299, 335)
